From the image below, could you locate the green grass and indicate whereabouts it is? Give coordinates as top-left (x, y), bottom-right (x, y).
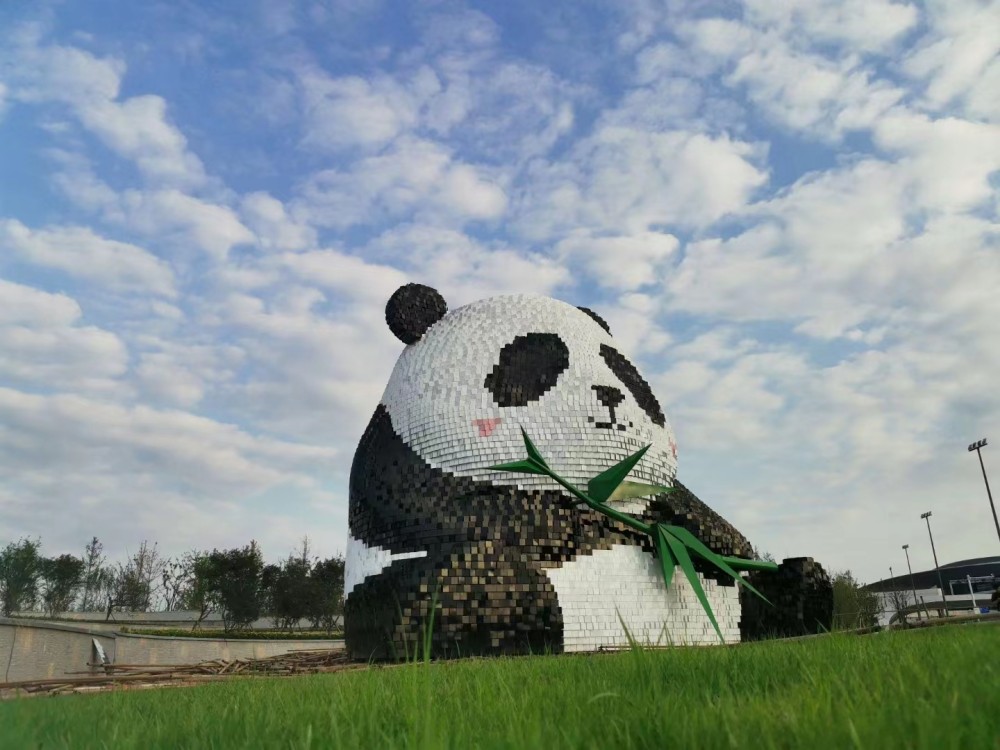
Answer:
top-left (2, 626), bottom-right (999, 749)
top-left (119, 627), bottom-right (343, 640)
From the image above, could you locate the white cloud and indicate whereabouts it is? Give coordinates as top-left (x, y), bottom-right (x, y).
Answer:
top-left (667, 142), bottom-right (999, 341)
top-left (555, 230), bottom-right (679, 291)
top-left (424, 59), bottom-right (578, 164)
top-left (0, 219), bottom-right (176, 297)
top-left (240, 192), bottom-right (316, 253)
top-left (207, 286), bottom-right (399, 444)
top-left (298, 67), bottom-right (434, 152)
top-left (6, 32), bottom-right (207, 188)
top-left (0, 279), bottom-right (128, 392)
top-left (120, 189), bottom-right (255, 261)
top-left (903, 0), bottom-right (1000, 119)
top-left (366, 225), bottom-right (570, 305)
top-left (46, 153), bottom-right (255, 262)
top-left (0, 387), bottom-right (336, 490)
top-left (872, 112), bottom-right (1000, 213)
top-left (79, 95), bottom-right (207, 188)
top-left (742, 0), bottom-right (919, 53)
top-left (280, 249), bottom-right (407, 304)
top-left (599, 292), bottom-right (673, 357)
top-left (753, 54), bottom-right (896, 133)
top-left (724, 35), bottom-right (903, 136)
top-left (677, 9), bottom-right (912, 139)
top-left (514, 127), bottom-right (767, 239)
top-left (294, 137), bottom-right (507, 229)
top-left (293, 9), bottom-right (576, 166)
top-left (0, 278), bottom-right (84, 327)
top-left (0, 385), bottom-right (340, 557)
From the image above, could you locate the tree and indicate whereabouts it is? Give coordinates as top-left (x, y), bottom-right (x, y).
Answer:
top-left (79, 537), bottom-right (107, 612)
top-left (754, 547), bottom-right (777, 564)
top-left (260, 563), bottom-right (280, 617)
top-left (97, 540), bottom-right (165, 617)
top-left (268, 554), bottom-right (314, 632)
top-left (309, 556), bottom-right (345, 633)
top-left (179, 551), bottom-right (215, 629)
top-left (40, 554), bottom-right (85, 616)
top-left (263, 537), bottom-right (324, 632)
top-left (162, 555), bottom-right (195, 612)
top-left (0, 538), bottom-right (43, 616)
top-left (112, 541), bottom-right (165, 612)
top-left (831, 570), bottom-right (879, 630)
top-left (205, 542), bottom-right (264, 632)
top-left (888, 587), bottom-right (913, 623)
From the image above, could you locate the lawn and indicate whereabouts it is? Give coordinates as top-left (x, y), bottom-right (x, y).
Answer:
top-left (2, 625), bottom-right (998, 749)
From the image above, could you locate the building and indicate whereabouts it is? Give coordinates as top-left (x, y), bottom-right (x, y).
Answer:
top-left (863, 555), bottom-right (1000, 626)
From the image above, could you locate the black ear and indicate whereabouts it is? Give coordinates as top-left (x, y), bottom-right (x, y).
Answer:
top-left (386, 284), bottom-right (448, 344)
top-left (577, 306), bottom-right (611, 335)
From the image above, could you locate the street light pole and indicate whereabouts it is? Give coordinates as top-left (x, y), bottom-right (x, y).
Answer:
top-left (968, 438), bottom-right (1000, 546)
top-left (902, 545), bottom-right (922, 621)
top-left (921, 511), bottom-right (949, 617)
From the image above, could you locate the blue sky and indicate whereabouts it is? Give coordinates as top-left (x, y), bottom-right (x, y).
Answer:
top-left (1, 0), bottom-right (998, 584)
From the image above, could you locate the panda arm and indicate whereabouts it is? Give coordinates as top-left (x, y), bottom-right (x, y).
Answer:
top-left (643, 479), bottom-right (754, 560)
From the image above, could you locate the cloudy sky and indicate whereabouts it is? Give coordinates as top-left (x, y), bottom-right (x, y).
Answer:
top-left (1, 0), bottom-right (997, 584)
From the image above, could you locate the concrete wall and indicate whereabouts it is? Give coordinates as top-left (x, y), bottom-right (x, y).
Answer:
top-left (113, 633), bottom-right (342, 665)
top-left (1, 617), bottom-right (342, 683)
top-left (1, 619), bottom-right (115, 683)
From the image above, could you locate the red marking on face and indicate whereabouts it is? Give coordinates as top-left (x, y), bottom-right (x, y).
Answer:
top-left (473, 418), bottom-right (502, 437)
top-left (669, 439), bottom-right (678, 460)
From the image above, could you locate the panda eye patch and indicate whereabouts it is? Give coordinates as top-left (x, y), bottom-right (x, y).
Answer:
top-left (600, 344), bottom-right (666, 427)
top-left (485, 333), bottom-right (570, 407)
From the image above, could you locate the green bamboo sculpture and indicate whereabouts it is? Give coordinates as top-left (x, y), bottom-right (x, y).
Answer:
top-left (490, 427), bottom-right (776, 643)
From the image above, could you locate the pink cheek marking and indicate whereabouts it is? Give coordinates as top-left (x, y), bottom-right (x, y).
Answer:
top-left (473, 418), bottom-right (502, 437)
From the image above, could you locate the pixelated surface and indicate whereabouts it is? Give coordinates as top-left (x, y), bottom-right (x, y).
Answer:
top-left (740, 557), bottom-right (834, 640)
top-left (576, 306), bottom-right (611, 335)
top-left (381, 295), bottom-right (678, 496)
top-left (546, 545), bottom-right (741, 650)
top-left (385, 283), bottom-right (448, 344)
top-left (346, 291), bottom-right (754, 659)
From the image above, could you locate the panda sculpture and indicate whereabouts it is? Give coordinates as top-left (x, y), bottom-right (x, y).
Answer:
top-left (345, 284), bottom-right (786, 659)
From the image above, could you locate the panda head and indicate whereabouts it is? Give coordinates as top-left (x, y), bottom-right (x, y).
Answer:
top-left (381, 284), bottom-right (678, 512)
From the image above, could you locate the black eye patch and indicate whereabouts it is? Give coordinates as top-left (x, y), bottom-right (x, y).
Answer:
top-left (600, 344), bottom-right (665, 427)
top-left (485, 333), bottom-right (570, 407)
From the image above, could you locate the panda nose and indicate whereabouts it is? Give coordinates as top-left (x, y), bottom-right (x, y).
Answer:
top-left (592, 385), bottom-right (625, 409)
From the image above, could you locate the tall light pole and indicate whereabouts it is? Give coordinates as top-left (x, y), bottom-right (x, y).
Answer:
top-left (920, 511), bottom-right (949, 616)
top-left (902, 544), bottom-right (922, 621)
top-left (968, 438), bottom-right (1000, 546)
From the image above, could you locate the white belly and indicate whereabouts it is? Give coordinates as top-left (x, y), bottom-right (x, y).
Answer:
top-left (544, 544), bottom-right (742, 650)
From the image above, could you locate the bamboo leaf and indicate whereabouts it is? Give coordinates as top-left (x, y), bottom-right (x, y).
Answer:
top-left (607, 481), bottom-right (676, 503)
top-left (587, 444), bottom-right (651, 504)
top-left (488, 459), bottom-right (549, 476)
top-left (653, 525), bottom-right (675, 591)
top-left (520, 427), bottom-right (550, 471)
top-left (662, 531), bottom-right (724, 644)
top-left (663, 526), bottom-right (771, 605)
